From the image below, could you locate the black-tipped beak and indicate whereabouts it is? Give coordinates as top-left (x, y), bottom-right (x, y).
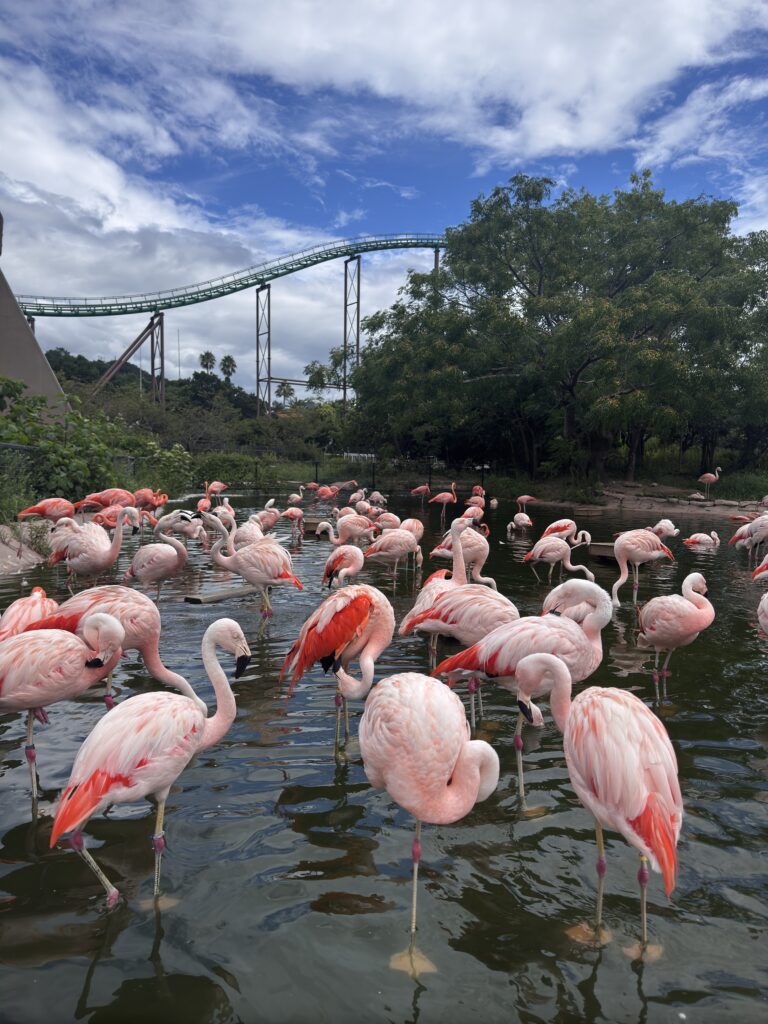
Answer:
top-left (132, 526), bottom-right (140, 535)
top-left (86, 657), bottom-right (105, 669)
top-left (235, 654), bottom-right (251, 678)
top-left (517, 699), bottom-right (534, 724)
top-left (548, 608), bottom-right (561, 617)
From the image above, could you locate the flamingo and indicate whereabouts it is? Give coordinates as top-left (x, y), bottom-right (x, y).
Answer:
top-left (461, 506), bottom-right (484, 522)
top-left (489, 497), bottom-right (499, 509)
top-left (205, 480), bottom-right (229, 504)
top-left (433, 580), bottom-right (613, 806)
top-left (507, 512), bottom-right (533, 536)
top-left (637, 572), bottom-right (715, 702)
top-left (213, 496), bottom-right (237, 521)
top-left (280, 584), bottom-right (395, 754)
top-left (0, 587), bottom-right (59, 640)
top-left (368, 490), bottom-right (387, 506)
top-left (316, 484), bottom-right (340, 503)
top-left (73, 488), bottom-right (136, 512)
top-left (333, 506), bottom-right (357, 520)
top-left (516, 494), bottom-right (537, 513)
top-left (648, 519), bottom-right (679, 538)
top-left (683, 531), bottom-right (720, 549)
top-left (754, 555), bottom-right (768, 582)
top-left (202, 512), bottom-right (302, 618)
top-left (376, 512), bottom-right (401, 531)
top-left (363, 528), bottom-right (423, 584)
top-left (428, 482), bottom-right (457, 522)
top-left (0, 613), bottom-right (124, 813)
top-left (541, 518), bottom-right (578, 541)
top-left (92, 504), bottom-right (155, 531)
top-left (133, 488), bottom-right (168, 513)
top-left (216, 512), bottom-right (264, 549)
top-left (430, 524), bottom-right (496, 589)
top-left (281, 507), bottom-right (305, 538)
top-left (465, 495), bottom-right (485, 509)
top-left (410, 484), bottom-right (430, 503)
top-left (254, 500), bottom-right (282, 532)
top-left (358, 672), bottom-right (499, 976)
top-left (49, 507), bottom-right (141, 582)
top-left (349, 488), bottom-right (367, 504)
top-left (515, 653), bottom-right (682, 956)
top-left (48, 617), bottom-right (251, 907)
top-left (399, 518), bottom-right (424, 542)
top-left (123, 511), bottom-right (189, 601)
top-left (524, 535), bottom-right (595, 584)
top-left (752, 557), bottom-right (768, 635)
top-left (471, 485), bottom-right (485, 497)
top-left (401, 585), bottom-right (520, 666)
top-left (612, 529), bottom-right (674, 607)
top-left (355, 500), bottom-right (372, 515)
top-left (17, 498), bottom-right (75, 523)
top-left (321, 545), bottom-right (365, 588)
top-left (25, 584), bottom-right (202, 707)
top-left (697, 466), bottom-right (722, 499)
top-left (316, 516), bottom-right (377, 546)
top-left (287, 485), bottom-right (305, 505)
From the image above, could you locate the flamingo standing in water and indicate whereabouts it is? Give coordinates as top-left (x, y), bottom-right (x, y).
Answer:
top-left (49, 618), bottom-right (251, 907)
top-left (636, 572), bottom-right (715, 702)
top-left (683, 531), bottom-right (720, 549)
top-left (516, 495), bottom-right (537, 513)
top-left (205, 480), bottom-right (229, 505)
top-left (428, 482), bottom-right (457, 522)
top-left (73, 488), bottom-right (135, 512)
top-left (524, 535), bottom-right (595, 585)
top-left (0, 587), bottom-right (59, 640)
top-left (17, 498), bottom-right (75, 524)
top-left (280, 584), bottom-right (395, 755)
top-left (123, 510), bottom-right (189, 600)
top-left (612, 530), bottom-right (674, 607)
top-left (321, 545), bottom-right (365, 588)
top-left (410, 484), bottom-right (430, 504)
top-left (0, 614), bottom-right (124, 814)
top-left (26, 584), bottom-right (202, 707)
top-left (515, 653), bottom-right (682, 956)
top-left (316, 516), bottom-right (377, 546)
top-left (359, 672), bottom-right (499, 976)
top-left (49, 507), bottom-right (141, 583)
top-left (430, 523), bottom-right (496, 588)
top-left (753, 557), bottom-right (768, 634)
top-left (507, 512), bottom-right (533, 536)
top-left (697, 466), bottom-right (722, 499)
top-left (363, 528), bottom-right (423, 586)
top-left (202, 512), bottom-right (302, 619)
top-left (287, 486), bottom-right (305, 506)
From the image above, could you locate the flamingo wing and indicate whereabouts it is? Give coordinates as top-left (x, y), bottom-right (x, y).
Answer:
top-left (280, 589), bottom-right (374, 688)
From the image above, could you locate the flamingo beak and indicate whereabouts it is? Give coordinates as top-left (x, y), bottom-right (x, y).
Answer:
top-left (235, 654), bottom-right (251, 678)
top-left (85, 656), bottom-right (104, 668)
top-left (517, 699), bottom-right (534, 724)
top-left (753, 563), bottom-right (768, 579)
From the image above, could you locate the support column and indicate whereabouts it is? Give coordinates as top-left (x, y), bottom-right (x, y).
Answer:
top-left (343, 255), bottom-right (360, 416)
top-left (149, 311), bottom-right (165, 408)
top-left (256, 283), bottom-right (271, 415)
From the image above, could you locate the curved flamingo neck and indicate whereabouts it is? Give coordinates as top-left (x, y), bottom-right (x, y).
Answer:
top-left (106, 508), bottom-right (133, 565)
top-left (159, 531), bottom-right (188, 569)
top-left (140, 634), bottom-right (206, 710)
top-left (417, 741), bottom-right (498, 824)
top-left (200, 629), bottom-right (237, 749)
top-left (450, 522), bottom-right (469, 585)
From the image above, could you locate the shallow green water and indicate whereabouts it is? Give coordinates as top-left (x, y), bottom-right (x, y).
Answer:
top-left (0, 498), bottom-right (766, 1024)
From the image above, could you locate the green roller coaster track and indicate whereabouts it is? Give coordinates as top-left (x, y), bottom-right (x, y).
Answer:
top-left (15, 233), bottom-right (446, 317)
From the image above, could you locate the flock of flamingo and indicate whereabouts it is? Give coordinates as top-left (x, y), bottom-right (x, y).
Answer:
top-left (2, 473), bottom-right (767, 975)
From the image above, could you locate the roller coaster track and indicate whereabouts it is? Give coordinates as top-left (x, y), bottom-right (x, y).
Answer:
top-left (15, 233), bottom-right (446, 317)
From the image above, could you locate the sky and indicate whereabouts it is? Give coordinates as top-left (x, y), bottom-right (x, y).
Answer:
top-left (2, 0), bottom-right (768, 394)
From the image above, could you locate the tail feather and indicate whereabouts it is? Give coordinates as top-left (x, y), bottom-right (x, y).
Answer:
top-left (432, 644), bottom-right (482, 679)
top-left (50, 768), bottom-right (132, 846)
top-left (24, 611), bottom-right (84, 634)
top-left (17, 504), bottom-right (43, 518)
top-left (628, 792), bottom-right (678, 896)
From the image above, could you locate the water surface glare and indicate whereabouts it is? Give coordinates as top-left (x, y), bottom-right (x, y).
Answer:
top-left (0, 498), bottom-right (766, 1023)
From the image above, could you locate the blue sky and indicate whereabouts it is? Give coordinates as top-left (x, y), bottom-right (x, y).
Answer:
top-left (1, 1), bottom-right (768, 391)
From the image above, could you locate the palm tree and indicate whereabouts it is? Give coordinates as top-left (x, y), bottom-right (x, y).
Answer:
top-left (199, 351), bottom-right (216, 373)
top-left (220, 354), bottom-right (237, 384)
top-left (275, 381), bottom-right (295, 408)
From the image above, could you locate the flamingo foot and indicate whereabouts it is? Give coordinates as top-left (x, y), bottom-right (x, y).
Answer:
top-left (389, 947), bottom-right (438, 978)
top-left (33, 707), bottom-right (49, 725)
top-left (566, 922), bottom-right (612, 946)
top-left (105, 888), bottom-right (121, 910)
top-left (622, 941), bottom-right (663, 962)
top-left (151, 832), bottom-right (166, 855)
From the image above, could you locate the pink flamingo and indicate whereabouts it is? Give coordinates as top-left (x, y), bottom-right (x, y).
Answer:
top-left (254, 500), bottom-right (282, 532)
top-left (316, 484), bottom-right (340, 503)
top-left (287, 485), bottom-right (305, 505)
top-left (489, 497), bottom-right (498, 509)
top-left (697, 466), bottom-right (722, 499)
top-left (754, 555), bottom-right (768, 581)
top-left (515, 653), bottom-right (682, 956)
top-left (637, 572), bottom-right (715, 702)
top-left (358, 672), bottom-right (499, 976)
top-left (17, 497), bottom-right (75, 523)
top-left (321, 545), bottom-right (365, 588)
top-left (471, 485), bottom-right (485, 497)
top-left (304, 481), bottom-right (319, 491)
top-left (376, 512), bottom-right (401, 531)
top-left (205, 480), bottom-right (229, 504)
top-left (316, 516), bottom-right (377, 546)
top-left (461, 506), bottom-right (484, 522)
top-left (197, 493), bottom-right (212, 513)
top-left (428, 481), bottom-right (457, 522)
top-left (355, 500), bottom-right (372, 515)
top-left (683, 531), bottom-right (720, 549)
top-left (524, 535), bottom-right (595, 585)
top-left (410, 484), bottom-right (431, 503)
top-left (281, 507), bottom-right (305, 538)
top-left (203, 512), bottom-right (302, 618)
top-left (212, 496), bottom-right (237, 521)
top-left (123, 511), bottom-right (188, 600)
top-left (50, 507), bottom-right (141, 582)
top-left (216, 511), bottom-right (264, 549)
top-left (0, 587), bottom-right (59, 640)
top-left (430, 523), bottom-right (496, 589)
top-left (92, 504), bottom-right (150, 530)
top-left (465, 495), bottom-right (485, 508)
top-left (333, 505), bottom-right (357, 519)
top-left (363, 528), bottom-right (423, 585)
top-left (73, 488), bottom-right (136, 511)
top-left (26, 584), bottom-right (202, 706)
top-left (648, 519), bottom-right (679, 538)
top-left (133, 488), bottom-right (168, 513)
top-left (0, 613), bottom-right (124, 813)
top-left (757, 593), bottom-right (768, 635)
top-left (369, 490), bottom-right (387, 506)
top-left (541, 518), bottom-right (578, 541)
top-left (49, 617), bottom-right (251, 907)
top-left (516, 494), bottom-right (537, 513)
top-left (399, 518), bottom-right (424, 542)
top-left (281, 584), bottom-right (395, 755)
top-left (612, 530), bottom-right (675, 607)
top-left (507, 512), bottom-right (533, 536)
top-left (349, 488), bottom-right (367, 504)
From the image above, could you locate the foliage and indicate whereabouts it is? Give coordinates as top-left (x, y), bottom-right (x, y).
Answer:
top-left (199, 351), bottom-right (216, 373)
top-left (220, 354), bottom-right (237, 383)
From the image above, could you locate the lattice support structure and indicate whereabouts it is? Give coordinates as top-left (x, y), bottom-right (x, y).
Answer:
top-left (92, 311), bottom-right (165, 406)
top-left (343, 255), bottom-right (361, 415)
top-left (255, 284), bottom-right (271, 415)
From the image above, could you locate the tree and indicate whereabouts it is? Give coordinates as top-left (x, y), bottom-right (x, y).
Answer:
top-left (275, 381), bottom-right (296, 408)
top-left (220, 354), bottom-right (237, 383)
top-left (199, 351), bottom-right (216, 373)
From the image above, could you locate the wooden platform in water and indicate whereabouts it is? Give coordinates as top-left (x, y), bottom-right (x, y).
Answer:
top-left (587, 542), bottom-right (617, 561)
top-left (184, 585), bottom-right (257, 604)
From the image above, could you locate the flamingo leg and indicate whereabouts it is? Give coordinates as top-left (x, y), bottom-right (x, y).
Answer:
top-left (632, 564), bottom-right (640, 603)
top-left (530, 564), bottom-right (542, 583)
top-left (660, 651), bottom-right (673, 700)
top-left (476, 682), bottom-right (484, 719)
top-left (25, 711), bottom-right (38, 818)
top-left (152, 800), bottom-right (166, 897)
top-left (69, 830), bottom-right (119, 908)
top-left (467, 678), bottom-right (477, 731)
top-left (514, 711), bottom-right (527, 807)
top-left (409, 820), bottom-right (422, 946)
top-left (638, 854), bottom-right (650, 948)
top-left (594, 820), bottom-right (607, 935)
top-left (343, 696), bottom-right (350, 742)
top-left (652, 651), bottom-right (660, 704)
top-left (334, 687), bottom-right (343, 759)
top-left (547, 564), bottom-right (554, 584)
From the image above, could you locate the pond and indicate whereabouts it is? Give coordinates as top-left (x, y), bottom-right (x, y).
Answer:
top-left (0, 496), bottom-right (766, 1024)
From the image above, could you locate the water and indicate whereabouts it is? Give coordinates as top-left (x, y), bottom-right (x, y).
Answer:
top-left (0, 499), bottom-right (766, 1024)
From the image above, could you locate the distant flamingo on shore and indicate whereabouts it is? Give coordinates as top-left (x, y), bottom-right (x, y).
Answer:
top-left (697, 466), bottom-right (722, 499)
